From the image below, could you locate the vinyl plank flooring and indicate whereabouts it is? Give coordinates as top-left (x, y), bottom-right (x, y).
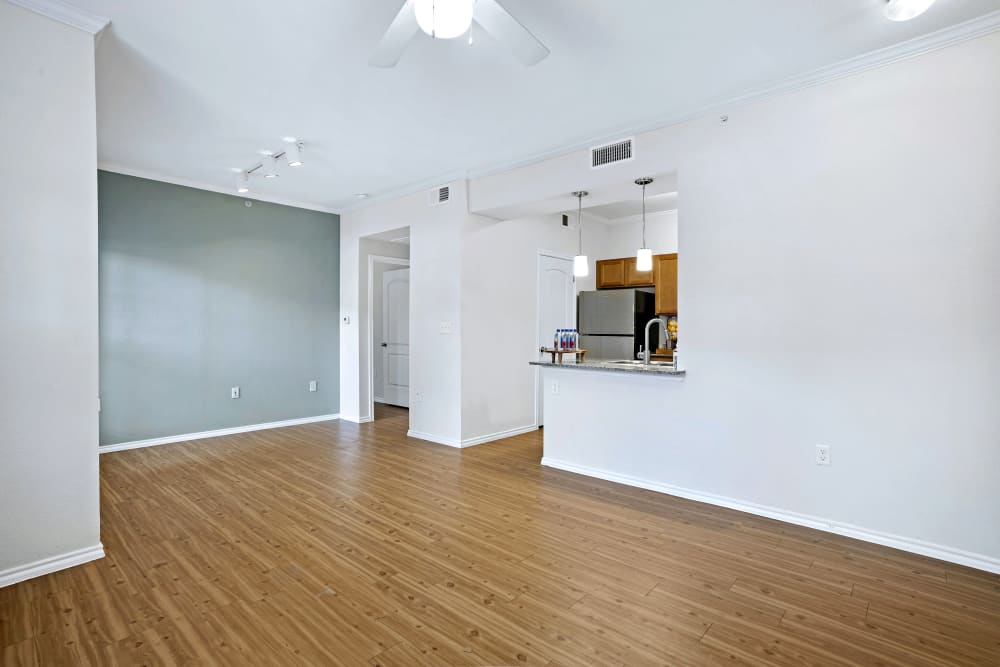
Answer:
top-left (1, 403), bottom-right (998, 666)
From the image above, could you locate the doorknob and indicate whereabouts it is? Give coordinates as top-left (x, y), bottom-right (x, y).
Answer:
top-left (381, 342), bottom-right (388, 347)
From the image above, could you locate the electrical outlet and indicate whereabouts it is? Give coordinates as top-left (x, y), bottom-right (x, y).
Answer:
top-left (415, 391), bottom-right (423, 403)
top-left (816, 444), bottom-right (830, 466)
top-left (231, 386), bottom-right (240, 399)
top-left (439, 321), bottom-right (454, 335)
top-left (551, 380), bottom-right (560, 395)
top-left (309, 380), bottom-right (317, 392)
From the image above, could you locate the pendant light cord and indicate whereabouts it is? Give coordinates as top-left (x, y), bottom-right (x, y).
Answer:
top-left (641, 181), bottom-right (647, 248)
top-left (577, 193), bottom-right (584, 254)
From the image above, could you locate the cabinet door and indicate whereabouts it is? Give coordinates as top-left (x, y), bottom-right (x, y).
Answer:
top-left (654, 254), bottom-right (678, 314)
top-left (625, 256), bottom-right (654, 287)
top-left (596, 259), bottom-right (626, 289)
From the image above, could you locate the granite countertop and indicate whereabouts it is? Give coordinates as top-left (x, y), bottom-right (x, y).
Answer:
top-left (529, 360), bottom-right (686, 377)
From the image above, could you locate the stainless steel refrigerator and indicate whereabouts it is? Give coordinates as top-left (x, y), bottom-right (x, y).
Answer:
top-left (577, 289), bottom-right (659, 360)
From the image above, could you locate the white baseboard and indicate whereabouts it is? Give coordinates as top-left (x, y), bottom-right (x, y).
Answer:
top-left (407, 425), bottom-right (538, 448)
top-left (100, 414), bottom-right (340, 453)
top-left (407, 429), bottom-right (463, 447)
top-left (541, 457), bottom-right (1000, 575)
top-left (0, 543), bottom-right (105, 588)
top-left (343, 415), bottom-right (373, 424)
top-left (461, 424), bottom-right (538, 447)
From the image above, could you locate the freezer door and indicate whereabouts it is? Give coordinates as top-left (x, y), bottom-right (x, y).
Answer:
top-left (578, 290), bottom-right (636, 335)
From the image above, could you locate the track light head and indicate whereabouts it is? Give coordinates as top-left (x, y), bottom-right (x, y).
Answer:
top-left (285, 141), bottom-right (303, 168)
top-left (235, 171), bottom-right (249, 194)
top-left (262, 153), bottom-right (278, 178)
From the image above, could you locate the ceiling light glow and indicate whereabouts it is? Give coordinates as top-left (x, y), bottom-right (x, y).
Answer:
top-left (883, 0), bottom-right (935, 21)
top-left (414, 0), bottom-right (475, 39)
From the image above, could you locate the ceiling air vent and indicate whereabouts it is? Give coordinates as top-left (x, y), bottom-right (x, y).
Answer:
top-left (590, 137), bottom-right (634, 169)
top-left (427, 184), bottom-right (451, 206)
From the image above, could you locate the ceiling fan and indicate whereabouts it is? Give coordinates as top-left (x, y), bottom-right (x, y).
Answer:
top-left (369, 0), bottom-right (549, 68)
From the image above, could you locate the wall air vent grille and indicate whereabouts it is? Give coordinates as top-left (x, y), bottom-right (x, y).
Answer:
top-left (428, 184), bottom-right (451, 206)
top-left (590, 138), bottom-right (634, 169)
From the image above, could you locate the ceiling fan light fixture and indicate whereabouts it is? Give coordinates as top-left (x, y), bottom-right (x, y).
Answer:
top-left (883, 0), bottom-right (935, 21)
top-left (414, 0), bottom-right (475, 39)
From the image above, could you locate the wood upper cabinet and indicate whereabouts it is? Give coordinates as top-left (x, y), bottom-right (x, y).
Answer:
top-left (625, 257), bottom-right (654, 287)
top-left (654, 253), bottom-right (678, 315)
top-left (595, 258), bottom-right (626, 289)
top-left (596, 257), bottom-right (655, 289)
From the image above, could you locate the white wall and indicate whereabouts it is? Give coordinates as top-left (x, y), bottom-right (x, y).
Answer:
top-left (459, 211), bottom-right (679, 442)
top-left (468, 32), bottom-right (1000, 567)
top-left (600, 210), bottom-right (678, 260)
top-left (0, 4), bottom-right (103, 583)
top-left (340, 188), bottom-right (466, 443)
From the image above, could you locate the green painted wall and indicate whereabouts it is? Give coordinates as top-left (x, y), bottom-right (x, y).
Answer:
top-left (98, 171), bottom-right (340, 445)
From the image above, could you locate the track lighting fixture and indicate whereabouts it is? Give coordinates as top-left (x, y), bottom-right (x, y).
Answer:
top-left (232, 140), bottom-right (307, 193)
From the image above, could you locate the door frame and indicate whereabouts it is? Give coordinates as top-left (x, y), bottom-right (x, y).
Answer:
top-left (367, 255), bottom-right (410, 421)
top-left (535, 250), bottom-right (576, 428)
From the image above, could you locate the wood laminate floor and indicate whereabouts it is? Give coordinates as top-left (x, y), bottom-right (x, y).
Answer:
top-left (2, 404), bottom-right (999, 666)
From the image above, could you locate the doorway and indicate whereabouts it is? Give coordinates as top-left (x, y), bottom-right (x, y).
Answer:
top-left (536, 252), bottom-right (576, 426)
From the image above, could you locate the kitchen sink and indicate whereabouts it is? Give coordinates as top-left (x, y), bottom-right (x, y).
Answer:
top-left (606, 360), bottom-right (674, 367)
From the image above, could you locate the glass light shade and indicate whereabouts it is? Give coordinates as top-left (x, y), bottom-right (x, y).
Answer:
top-left (636, 248), bottom-right (653, 272)
top-left (285, 142), bottom-right (303, 167)
top-left (883, 0), bottom-right (935, 21)
top-left (573, 255), bottom-right (589, 278)
top-left (414, 0), bottom-right (475, 39)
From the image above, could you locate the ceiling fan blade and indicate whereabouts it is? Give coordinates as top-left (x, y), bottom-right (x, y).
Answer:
top-left (369, 0), bottom-right (419, 68)
top-left (474, 0), bottom-right (549, 66)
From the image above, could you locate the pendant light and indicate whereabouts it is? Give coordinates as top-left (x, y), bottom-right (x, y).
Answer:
top-left (572, 191), bottom-right (589, 277)
top-left (635, 177), bottom-right (654, 272)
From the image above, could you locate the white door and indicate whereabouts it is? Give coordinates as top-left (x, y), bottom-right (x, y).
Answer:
top-left (381, 268), bottom-right (410, 407)
top-left (537, 254), bottom-right (576, 426)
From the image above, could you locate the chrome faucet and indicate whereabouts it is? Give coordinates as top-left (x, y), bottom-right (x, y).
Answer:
top-left (643, 318), bottom-right (668, 365)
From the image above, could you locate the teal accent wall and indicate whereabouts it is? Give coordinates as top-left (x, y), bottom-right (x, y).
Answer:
top-left (98, 171), bottom-right (340, 445)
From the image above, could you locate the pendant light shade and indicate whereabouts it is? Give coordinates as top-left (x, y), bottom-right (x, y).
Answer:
top-left (636, 248), bottom-right (653, 272)
top-left (635, 177), bottom-right (654, 272)
top-left (414, 0), bottom-right (475, 39)
top-left (572, 190), bottom-right (589, 278)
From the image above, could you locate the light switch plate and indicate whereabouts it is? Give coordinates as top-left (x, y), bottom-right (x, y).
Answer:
top-left (231, 386), bottom-right (240, 399)
top-left (439, 321), bottom-right (454, 335)
top-left (309, 380), bottom-right (317, 392)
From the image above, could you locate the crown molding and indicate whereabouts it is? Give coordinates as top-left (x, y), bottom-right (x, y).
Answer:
top-left (98, 162), bottom-right (342, 216)
top-left (7, 0), bottom-right (109, 34)
top-left (459, 9), bottom-right (1000, 182)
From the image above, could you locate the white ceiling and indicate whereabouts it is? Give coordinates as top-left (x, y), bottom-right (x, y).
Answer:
top-left (78, 0), bottom-right (1000, 212)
